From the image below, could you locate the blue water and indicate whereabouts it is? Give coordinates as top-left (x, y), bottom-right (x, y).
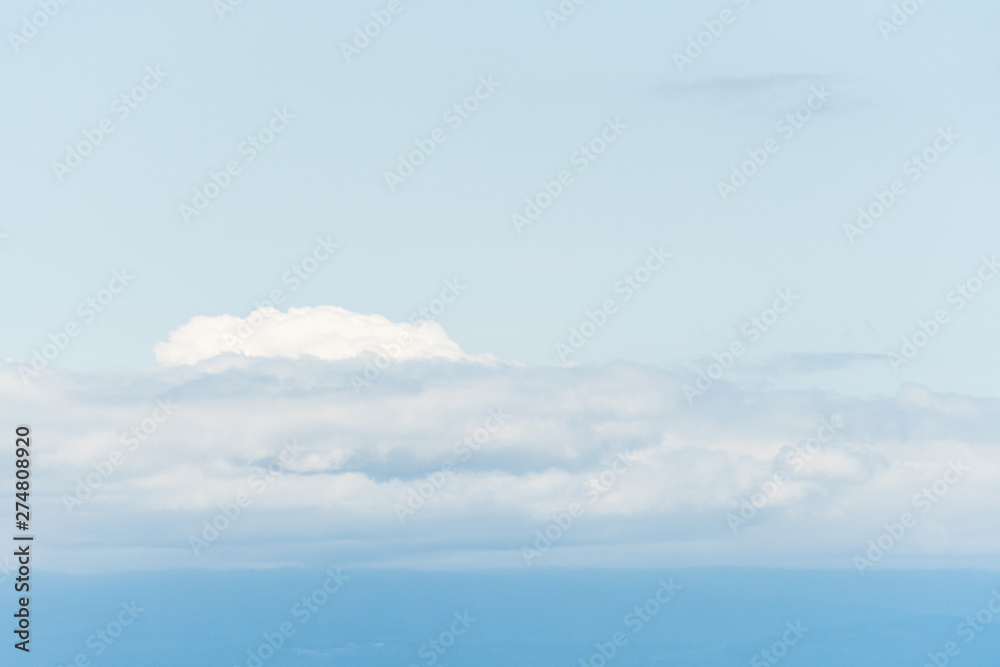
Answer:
top-left (17, 568), bottom-right (1000, 666)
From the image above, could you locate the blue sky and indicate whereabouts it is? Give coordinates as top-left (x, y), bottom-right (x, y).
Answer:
top-left (3, 0), bottom-right (1000, 580)
top-left (3, 0), bottom-right (999, 399)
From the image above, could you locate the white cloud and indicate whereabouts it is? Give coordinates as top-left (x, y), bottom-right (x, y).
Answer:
top-left (153, 305), bottom-right (484, 367)
top-left (7, 356), bottom-right (1000, 574)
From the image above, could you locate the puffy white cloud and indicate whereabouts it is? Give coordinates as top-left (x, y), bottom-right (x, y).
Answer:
top-left (153, 305), bottom-right (484, 367)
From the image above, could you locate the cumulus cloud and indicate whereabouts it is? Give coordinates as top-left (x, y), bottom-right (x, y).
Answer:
top-left (153, 305), bottom-right (485, 367)
top-left (7, 355), bottom-right (1000, 575)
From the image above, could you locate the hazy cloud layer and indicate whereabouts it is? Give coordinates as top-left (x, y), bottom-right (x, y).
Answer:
top-left (6, 353), bottom-right (999, 574)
